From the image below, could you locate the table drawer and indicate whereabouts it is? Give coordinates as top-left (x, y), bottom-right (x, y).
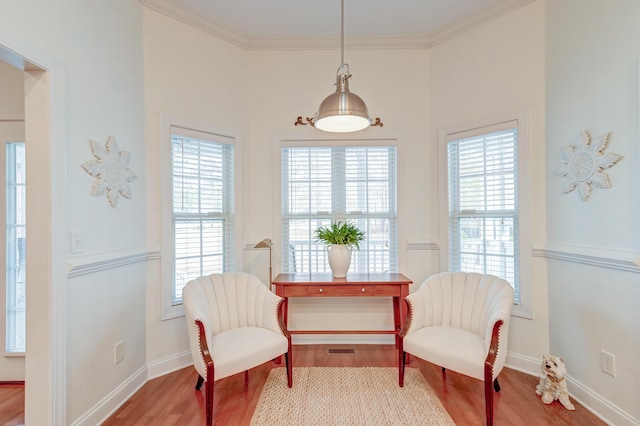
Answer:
top-left (374, 284), bottom-right (402, 296)
top-left (281, 286), bottom-right (309, 297)
top-left (307, 285), bottom-right (378, 296)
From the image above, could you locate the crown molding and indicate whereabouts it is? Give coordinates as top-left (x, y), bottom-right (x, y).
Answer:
top-left (248, 35), bottom-right (430, 51)
top-left (140, 0), bottom-right (538, 50)
top-left (427, 0), bottom-right (538, 47)
top-left (139, 0), bottom-right (250, 48)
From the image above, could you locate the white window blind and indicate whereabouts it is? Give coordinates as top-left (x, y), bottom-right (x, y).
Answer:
top-left (447, 123), bottom-right (520, 303)
top-left (5, 142), bottom-right (26, 353)
top-left (171, 127), bottom-right (234, 304)
top-left (281, 146), bottom-right (397, 274)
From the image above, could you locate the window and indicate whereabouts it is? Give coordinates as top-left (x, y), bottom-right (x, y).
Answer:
top-left (447, 122), bottom-right (520, 303)
top-left (6, 142), bottom-right (26, 353)
top-left (170, 127), bottom-right (234, 304)
top-left (281, 145), bottom-right (397, 274)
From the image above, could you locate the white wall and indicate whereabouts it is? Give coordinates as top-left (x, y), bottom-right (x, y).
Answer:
top-left (546, 1), bottom-right (640, 423)
top-left (247, 47), bottom-right (433, 340)
top-left (429, 2), bottom-right (548, 363)
top-left (1, 0), bottom-right (637, 424)
top-left (0, 61), bottom-right (25, 380)
top-left (0, 1), bottom-right (146, 424)
top-left (0, 61), bottom-right (23, 115)
top-left (142, 8), bottom-right (250, 367)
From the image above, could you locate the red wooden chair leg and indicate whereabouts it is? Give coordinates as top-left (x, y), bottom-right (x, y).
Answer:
top-left (195, 375), bottom-right (204, 390)
top-left (484, 377), bottom-right (494, 426)
top-left (205, 378), bottom-right (214, 426)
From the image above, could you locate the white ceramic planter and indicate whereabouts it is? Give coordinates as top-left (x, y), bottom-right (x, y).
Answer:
top-left (327, 244), bottom-right (352, 278)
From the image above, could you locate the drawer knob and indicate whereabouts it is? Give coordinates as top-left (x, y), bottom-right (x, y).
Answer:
top-left (361, 288), bottom-right (366, 292)
top-left (319, 288), bottom-right (323, 293)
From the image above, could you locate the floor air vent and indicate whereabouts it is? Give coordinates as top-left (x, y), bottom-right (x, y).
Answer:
top-left (328, 348), bottom-right (356, 354)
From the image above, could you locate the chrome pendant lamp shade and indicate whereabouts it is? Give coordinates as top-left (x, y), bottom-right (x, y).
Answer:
top-left (314, 64), bottom-right (371, 132)
top-left (312, 0), bottom-right (372, 133)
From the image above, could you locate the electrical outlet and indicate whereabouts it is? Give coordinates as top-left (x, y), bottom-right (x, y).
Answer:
top-left (114, 341), bottom-right (125, 365)
top-left (600, 350), bottom-right (616, 377)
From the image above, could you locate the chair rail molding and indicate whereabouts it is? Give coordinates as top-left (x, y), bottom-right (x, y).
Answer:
top-left (406, 238), bottom-right (440, 251)
top-left (532, 242), bottom-right (640, 273)
top-left (0, 109), bottom-right (24, 120)
top-left (67, 247), bottom-right (161, 278)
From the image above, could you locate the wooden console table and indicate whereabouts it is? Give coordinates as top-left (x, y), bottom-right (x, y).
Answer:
top-left (272, 273), bottom-right (412, 348)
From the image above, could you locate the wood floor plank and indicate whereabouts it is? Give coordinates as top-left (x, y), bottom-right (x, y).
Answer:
top-left (0, 383), bottom-right (25, 426)
top-left (0, 345), bottom-right (608, 426)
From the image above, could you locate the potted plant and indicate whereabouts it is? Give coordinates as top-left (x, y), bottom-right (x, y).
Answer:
top-left (314, 220), bottom-right (365, 277)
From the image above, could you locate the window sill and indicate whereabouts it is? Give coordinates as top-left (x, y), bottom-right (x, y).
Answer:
top-left (161, 302), bottom-right (185, 321)
top-left (2, 351), bottom-right (25, 357)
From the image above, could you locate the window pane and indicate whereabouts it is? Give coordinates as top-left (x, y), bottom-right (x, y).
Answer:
top-left (6, 142), bottom-right (26, 353)
top-left (448, 127), bottom-right (519, 303)
top-left (282, 146), bottom-right (397, 274)
top-left (171, 130), bottom-right (233, 304)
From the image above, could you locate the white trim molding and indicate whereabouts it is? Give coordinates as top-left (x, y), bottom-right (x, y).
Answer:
top-left (0, 109), bottom-right (25, 120)
top-left (406, 238), bottom-right (440, 251)
top-left (139, 0), bottom-right (536, 50)
top-left (74, 352), bottom-right (192, 425)
top-left (532, 242), bottom-right (640, 273)
top-left (72, 365), bottom-right (147, 426)
top-left (67, 248), bottom-right (161, 278)
top-left (505, 351), bottom-right (640, 426)
top-left (567, 376), bottom-right (639, 426)
top-left (146, 350), bottom-right (193, 381)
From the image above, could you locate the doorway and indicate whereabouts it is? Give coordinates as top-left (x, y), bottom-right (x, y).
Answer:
top-left (0, 39), bottom-right (65, 425)
top-left (0, 61), bottom-right (26, 379)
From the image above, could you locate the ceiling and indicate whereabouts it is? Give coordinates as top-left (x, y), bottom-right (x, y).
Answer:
top-left (140, 0), bottom-right (536, 49)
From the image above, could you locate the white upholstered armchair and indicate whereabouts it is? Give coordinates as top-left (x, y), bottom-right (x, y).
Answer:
top-left (399, 272), bottom-right (514, 426)
top-left (183, 272), bottom-right (292, 426)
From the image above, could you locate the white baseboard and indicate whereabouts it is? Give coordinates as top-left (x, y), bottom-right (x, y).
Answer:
top-left (567, 376), bottom-right (639, 426)
top-left (505, 351), bottom-right (639, 426)
top-left (292, 335), bottom-right (395, 345)
top-left (505, 351), bottom-right (540, 376)
top-left (71, 351), bottom-right (192, 426)
top-left (71, 365), bottom-right (147, 426)
top-left (146, 350), bottom-right (193, 380)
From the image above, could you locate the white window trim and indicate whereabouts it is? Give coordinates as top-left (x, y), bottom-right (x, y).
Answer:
top-left (273, 129), bottom-right (407, 278)
top-left (280, 145), bottom-right (398, 274)
top-left (437, 109), bottom-right (534, 319)
top-left (159, 117), bottom-right (243, 320)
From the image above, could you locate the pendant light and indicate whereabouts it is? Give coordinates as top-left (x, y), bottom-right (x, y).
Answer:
top-left (295, 0), bottom-right (382, 132)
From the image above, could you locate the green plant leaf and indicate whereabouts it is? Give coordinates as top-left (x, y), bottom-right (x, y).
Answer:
top-left (314, 220), bottom-right (365, 250)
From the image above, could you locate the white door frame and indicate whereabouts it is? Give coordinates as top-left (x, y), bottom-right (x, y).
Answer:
top-left (0, 29), bottom-right (67, 425)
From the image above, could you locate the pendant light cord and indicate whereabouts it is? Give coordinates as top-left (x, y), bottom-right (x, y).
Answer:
top-left (341, 0), bottom-right (345, 65)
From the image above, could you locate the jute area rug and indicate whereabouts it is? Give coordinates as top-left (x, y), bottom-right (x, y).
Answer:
top-left (250, 367), bottom-right (455, 425)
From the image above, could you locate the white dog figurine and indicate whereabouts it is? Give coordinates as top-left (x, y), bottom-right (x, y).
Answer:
top-left (535, 354), bottom-right (576, 410)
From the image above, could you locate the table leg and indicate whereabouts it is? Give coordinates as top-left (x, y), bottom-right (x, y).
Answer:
top-left (392, 296), bottom-right (401, 349)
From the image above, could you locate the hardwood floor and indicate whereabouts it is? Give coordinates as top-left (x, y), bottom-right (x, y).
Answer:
top-left (1, 345), bottom-right (607, 425)
top-left (0, 383), bottom-right (24, 426)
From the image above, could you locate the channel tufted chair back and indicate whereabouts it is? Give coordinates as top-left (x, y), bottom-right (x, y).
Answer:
top-left (399, 271), bottom-right (514, 425)
top-left (183, 272), bottom-right (292, 426)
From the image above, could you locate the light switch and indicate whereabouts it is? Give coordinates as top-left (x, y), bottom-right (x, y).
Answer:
top-left (70, 231), bottom-right (84, 254)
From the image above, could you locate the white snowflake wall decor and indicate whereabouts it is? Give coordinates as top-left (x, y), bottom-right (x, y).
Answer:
top-left (555, 130), bottom-right (622, 202)
top-left (81, 136), bottom-right (137, 207)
